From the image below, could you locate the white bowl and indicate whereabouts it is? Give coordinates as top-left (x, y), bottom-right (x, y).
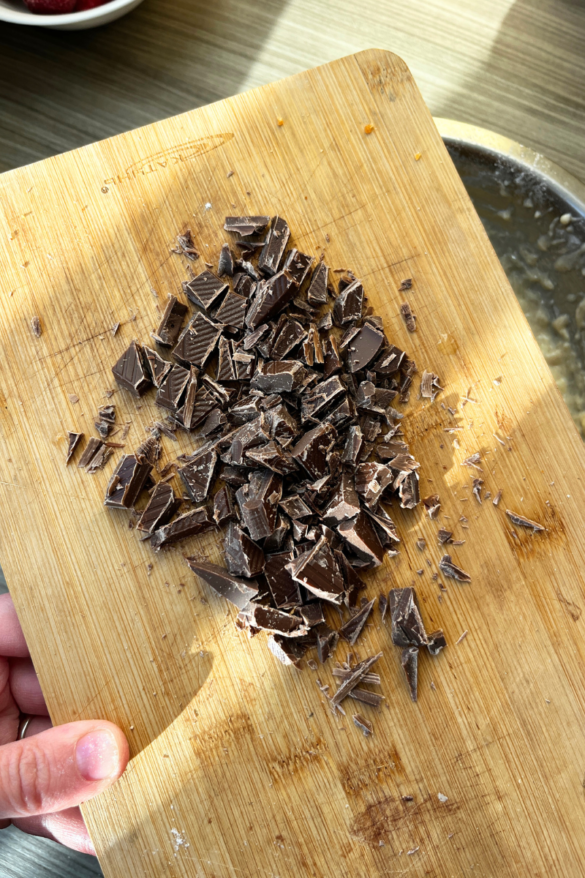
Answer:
top-left (0, 0), bottom-right (144, 29)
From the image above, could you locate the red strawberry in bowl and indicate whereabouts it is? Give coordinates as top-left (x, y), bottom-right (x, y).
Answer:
top-left (23, 0), bottom-right (76, 11)
top-left (75, 0), bottom-right (112, 8)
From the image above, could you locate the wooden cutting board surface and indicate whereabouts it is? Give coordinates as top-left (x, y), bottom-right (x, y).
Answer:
top-left (1, 49), bottom-right (585, 878)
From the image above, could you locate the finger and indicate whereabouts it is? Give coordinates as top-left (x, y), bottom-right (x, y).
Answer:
top-left (0, 595), bottom-right (29, 658)
top-left (23, 716), bottom-right (52, 737)
top-left (9, 659), bottom-right (49, 716)
top-left (0, 719), bottom-right (129, 819)
top-left (12, 806), bottom-right (95, 856)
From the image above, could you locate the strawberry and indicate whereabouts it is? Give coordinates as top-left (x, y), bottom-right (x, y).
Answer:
top-left (23, 0), bottom-right (77, 12)
top-left (75, 0), bottom-right (111, 8)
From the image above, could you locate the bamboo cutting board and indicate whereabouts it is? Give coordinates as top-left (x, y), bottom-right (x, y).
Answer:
top-left (1, 49), bottom-right (585, 877)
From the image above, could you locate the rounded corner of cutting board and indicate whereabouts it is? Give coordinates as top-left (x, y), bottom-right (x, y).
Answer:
top-left (351, 47), bottom-right (412, 76)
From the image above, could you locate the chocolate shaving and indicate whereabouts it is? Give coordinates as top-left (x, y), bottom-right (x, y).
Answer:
top-left (173, 228), bottom-right (199, 260)
top-left (30, 316), bottom-right (42, 338)
top-left (65, 431), bottom-right (84, 464)
top-left (186, 558), bottom-right (258, 608)
top-left (400, 302), bottom-right (416, 332)
top-left (505, 510), bottom-right (545, 532)
top-left (352, 713), bottom-right (373, 736)
top-left (152, 296), bottom-right (188, 347)
top-left (439, 554), bottom-right (471, 582)
top-left (339, 598), bottom-right (375, 645)
top-left (330, 653), bottom-right (382, 709)
top-left (224, 216), bottom-right (270, 237)
top-left (78, 437), bottom-right (103, 469)
top-left (401, 647), bottom-right (418, 701)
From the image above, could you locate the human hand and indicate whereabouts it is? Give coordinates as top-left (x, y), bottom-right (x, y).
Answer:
top-left (0, 593), bottom-right (129, 855)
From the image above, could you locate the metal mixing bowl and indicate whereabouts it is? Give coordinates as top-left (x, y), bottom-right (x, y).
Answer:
top-left (436, 119), bottom-right (585, 437)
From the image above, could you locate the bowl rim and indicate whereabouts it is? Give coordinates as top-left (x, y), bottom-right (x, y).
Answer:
top-left (0, 0), bottom-right (138, 25)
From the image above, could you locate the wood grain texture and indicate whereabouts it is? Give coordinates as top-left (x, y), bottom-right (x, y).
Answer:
top-left (1, 0), bottom-right (585, 183)
top-left (1, 50), bottom-right (585, 877)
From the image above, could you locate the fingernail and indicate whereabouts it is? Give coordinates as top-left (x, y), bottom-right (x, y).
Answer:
top-left (76, 730), bottom-right (119, 781)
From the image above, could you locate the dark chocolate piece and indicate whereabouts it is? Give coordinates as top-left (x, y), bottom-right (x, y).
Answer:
top-left (367, 507), bottom-right (400, 547)
top-left (374, 344), bottom-right (406, 374)
top-left (144, 347), bottom-right (173, 388)
top-left (186, 558), bottom-right (258, 608)
top-left (399, 278), bottom-right (413, 291)
top-left (300, 376), bottom-right (345, 422)
top-left (437, 528), bottom-right (453, 544)
top-left (472, 478), bottom-right (483, 504)
top-left (389, 587), bottom-right (428, 647)
top-left (400, 302), bottom-right (416, 332)
top-left (339, 598), bottom-right (375, 645)
top-left (323, 473), bottom-right (360, 524)
top-left (279, 495), bottom-right (312, 520)
top-left (401, 647), bottom-right (419, 701)
top-left (179, 447), bottom-right (217, 503)
top-left (183, 270), bottom-right (228, 311)
top-left (234, 274), bottom-right (256, 298)
top-left (264, 403), bottom-right (300, 447)
top-left (152, 506), bottom-right (215, 549)
top-left (397, 470), bottom-right (420, 510)
top-left (420, 370), bottom-right (443, 403)
top-left (78, 437), bottom-right (104, 469)
top-left (232, 345), bottom-right (255, 380)
top-left (213, 484), bottom-right (236, 525)
top-left (225, 521), bottom-right (265, 577)
top-left (291, 422), bottom-right (337, 479)
top-left (66, 431), bottom-right (84, 464)
top-left (338, 512), bottom-right (385, 566)
top-left (246, 271), bottom-right (296, 328)
top-left (215, 291), bottom-right (247, 330)
top-left (299, 602), bottom-right (325, 627)
top-left (352, 713), bottom-right (373, 736)
top-left (217, 336), bottom-right (236, 382)
top-left (237, 470), bottom-right (282, 540)
top-left (328, 395), bottom-right (356, 430)
top-left (224, 215), bottom-right (270, 237)
top-left (104, 454), bottom-right (152, 508)
top-left (427, 629), bottom-right (447, 656)
top-left (265, 551), bottom-right (302, 608)
top-left (341, 425), bottom-right (363, 466)
top-left (349, 690), bottom-right (384, 708)
top-left (152, 295), bottom-right (188, 347)
top-left (355, 463), bottom-right (393, 507)
top-left (137, 482), bottom-right (180, 533)
top-left (180, 385), bottom-right (217, 430)
top-left (258, 216), bottom-right (291, 276)
top-left (505, 510), bottom-right (545, 532)
top-left (217, 243), bottom-right (235, 277)
top-left (283, 249), bottom-right (314, 286)
top-left (270, 319), bottom-right (307, 359)
top-left (321, 335), bottom-right (341, 379)
top-left (267, 634), bottom-right (306, 666)
top-left (330, 653), bottom-right (382, 708)
top-left (346, 325), bottom-right (384, 373)
top-left (248, 605), bottom-right (308, 637)
top-left (245, 441), bottom-right (298, 475)
top-left (85, 445), bottom-right (113, 473)
top-left (333, 280), bottom-right (363, 326)
top-left (173, 228), bottom-right (199, 260)
top-left (201, 408), bottom-right (227, 436)
top-left (112, 341), bottom-right (152, 397)
top-left (263, 520), bottom-right (291, 554)
top-left (173, 313), bottom-right (223, 368)
top-left (251, 360), bottom-right (306, 394)
top-left (306, 261), bottom-right (329, 305)
top-left (317, 630), bottom-right (339, 663)
top-left (155, 364), bottom-right (190, 412)
top-left (439, 554), bottom-right (471, 582)
top-left (288, 536), bottom-right (345, 604)
top-left (423, 494), bottom-right (441, 519)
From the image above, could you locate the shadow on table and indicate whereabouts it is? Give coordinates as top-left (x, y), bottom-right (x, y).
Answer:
top-left (0, 0), bottom-right (290, 173)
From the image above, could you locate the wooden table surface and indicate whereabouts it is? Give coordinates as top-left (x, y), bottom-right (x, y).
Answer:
top-left (1, 1), bottom-right (585, 876)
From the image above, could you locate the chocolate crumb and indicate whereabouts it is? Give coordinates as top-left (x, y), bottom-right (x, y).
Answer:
top-left (400, 302), bottom-right (416, 332)
top-left (30, 316), bottom-right (42, 338)
top-left (505, 510), bottom-right (545, 531)
top-left (439, 554), bottom-right (471, 582)
top-left (352, 713), bottom-right (373, 736)
top-left (493, 489), bottom-right (502, 506)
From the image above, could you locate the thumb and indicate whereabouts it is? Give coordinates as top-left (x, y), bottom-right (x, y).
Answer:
top-left (0, 720), bottom-right (129, 819)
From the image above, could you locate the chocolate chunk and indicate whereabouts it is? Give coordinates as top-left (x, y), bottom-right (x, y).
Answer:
top-left (397, 470), bottom-right (420, 509)
top-left (399, 278), bottom-right (413, 291)
top-left (179, 385), bottom-right (217, 430)
top-left (232, 344), bottom-right (256, 380)
top-left (201, 408), bottom-right (227, 436)
top-left (338, 512), bottom-right (385, 566)
top-left (264, 551), bottom-right (301, 607)
top-left (173, 313), bottom-right (223, 368)
top-left (213, 484), bottom-right (236, 525)
top-left (472, 478), bottom-right (483, 504)
top-left (225, 521), bottom-right (265, 577)
top-left (350, 690), bottom-right (384, 708)
top-left (135, 436), bottom-right (160, 465)
top-left (263, 520), bottom-right (291, 554)
top-left (355, 463), bottom-right (393, 507)
top-left (352, 714), bottom-right (373, 736)
top-left (306, 261), bottom-right (329, 305)
top-left (144, 347), bottom-right (173, 388)
top-left (328, 395), bottom-right (357, 430)
top-left (104, 454), bottom-right (152, 508)
top-left (270, 319), bottom-right (307, 359)
top-left (186, 558), bottom-right (258, 608)
top-left (137, 482), bottom-right (181, 533)
top-left (267, 634), bottom-right (305, 667)
top-left (152, 295), bottom-right (188, 347)
top-left (215, 291), bottom-right (247, 330)
top-left (264, 403), bottom-right (300, 447)
top-left (299, 603), bottom-right (325, 627)
top-left (389, 587), bottom-right (428, 647)
top-left (78, 437), bottom-right (104, 469)
top-left (422, 494), bottom-right (441, 519)
top-left (279, 495), bottom-right (312, 520)
top-left (246, 271), bottom-right (296, 328)
top-left (85, 445), bottom-right (113, 473)
top-left (234, 274), bottom-right (256, 298)
top-left (258, 216), bottom-right (290, 276)
top-left (112, 341), bottom-right (152, 397)
top-left (373, 344), bottom-right (406, 374)
top-left (288, 536), bottom-right (345, 604)
top-left (283, 249), bottom-right (314, 286)
top-left (217, 243), bottom-right (235, 277)
top-left (420, 370), bottom-right (443, 402)
top-left (377, 441), bottom-right (408, 461)
top-left (437, 528), bottom-right (453, 544)
top-left (346, 325), bottom-right (384, 373)
top-left (155, 364), bottom-right (190, 412)
top-left (237, 471), bottom-right (282, 540)
top-left (179, 447), bottom-right (217, 503)
top-left (366, 507), bottom-right (400, 548)
top-left (439, 554), bottom-right (471, 582)
top-left (505, 510), bottom-right (545, 532)
top-left (340, 598), bottom-right (375, 645)
top-left (317, 630), bottom-right (339, 663)
top-left (224, 215), bottom-right (270, 237)
top-left (301, 376), bottom-right (345, 422)
top-left (248, 605), bottom-right (308, 637)
top-left (291, 422), bottom-right (337, 479)
top-left (323, 473), bottom-right (360, 524)
top-left (400, 302), bottom-right (416, 332)
top-left (245, 441), bottom-right (298, 475)
top-left (216, 336), bottom-right (236, 382)
top-left (333, 280), bottom-right (363, 326)
top-left (427, 629), bottom-right (447, 656)
top-left (330, 653), bottom-right (382, 708)
top-left (65, 431), bottom-right (83, 464)
top-left (401, 647), bottom-right (418, 701)
top-left (341, 425), bottom-right (363, 467)
top-left (152, 506), bottom-right (215, 549)
top-left (251, 360), bottom-right (306, 394)
top-left (173, 228), bottom-right (199, 260)
top-left (183, 270), bottom-right (228, 310)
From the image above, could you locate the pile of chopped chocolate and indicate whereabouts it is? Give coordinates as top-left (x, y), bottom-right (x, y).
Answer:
top-left (71, 213), bottom-right (449, 709)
